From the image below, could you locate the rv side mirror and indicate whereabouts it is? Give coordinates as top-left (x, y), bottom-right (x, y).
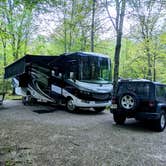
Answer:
top-left (70, 72), bottom-right (74, 80)
top-left (59, 73), bottom-right (62, 78)
top-left (51, 70), bottom-right (55, 76)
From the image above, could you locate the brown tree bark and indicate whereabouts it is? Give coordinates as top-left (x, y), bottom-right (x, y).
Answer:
top-left (91, 0), bottom-right (96, 52)
top-left (107, 0), bottom-right (126, 95)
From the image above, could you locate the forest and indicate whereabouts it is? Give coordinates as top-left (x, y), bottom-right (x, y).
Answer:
top-left (0, 0), bottom-right (166, 87)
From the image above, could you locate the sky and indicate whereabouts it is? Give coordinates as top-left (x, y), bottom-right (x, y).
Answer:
top-left (32, 1), bottom-right (166, 41)
top-left (33, 5), bottom-right (133, 40)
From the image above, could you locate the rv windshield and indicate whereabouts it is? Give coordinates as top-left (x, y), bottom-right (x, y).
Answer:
top-left (79, 56), bottom-right (111, 84)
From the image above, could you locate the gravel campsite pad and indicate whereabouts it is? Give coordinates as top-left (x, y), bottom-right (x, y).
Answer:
top-left (0, 100), bottom-right (166, 166)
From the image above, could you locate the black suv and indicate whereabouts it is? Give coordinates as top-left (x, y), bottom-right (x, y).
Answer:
top-left (110, 79), bottom-right (166, 132)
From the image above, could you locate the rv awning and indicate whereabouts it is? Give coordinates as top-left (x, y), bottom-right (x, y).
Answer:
top-left (4, 55), bottom-right (56, 79)
top-left (4, 57), bottom-right (26, 79)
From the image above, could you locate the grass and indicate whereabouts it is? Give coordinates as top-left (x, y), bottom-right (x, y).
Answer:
top-left (4, 93), bottom-right (22, 100)
top-left (0, 145), bottom-right (32, 166)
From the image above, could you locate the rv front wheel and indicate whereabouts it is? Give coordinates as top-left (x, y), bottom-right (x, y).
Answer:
top-left (66, 99), bottom-right (76, 112)
top-left (94, 107), bottom-right (105, 113)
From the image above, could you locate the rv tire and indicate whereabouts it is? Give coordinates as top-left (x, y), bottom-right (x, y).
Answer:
top-left (22, 96), bottom-right (26, 105)
top-left (22, 96), bottom-right (37, 106)
top-left (66, 98), bottom-right (76, 112)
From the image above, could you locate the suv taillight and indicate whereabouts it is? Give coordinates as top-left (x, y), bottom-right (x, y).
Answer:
top-left (112, 96), bottom-right (116, 104)
top-left (149, 101), bottom-right (155, 107)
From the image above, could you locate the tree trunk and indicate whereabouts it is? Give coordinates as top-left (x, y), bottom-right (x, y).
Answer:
top-left (147, 53), bottom-right (152, 80)
top-left (91, 0), bottom-right (95, 52)
top-left (145, 44), bottom-right (152, 80)
top-left (81, 29), bottom-right (86, 51)
top-left (113, 32), bottom-right (122, 95)
top-left (153, 54), bottom-right (156, 81)
top-left (113, 0), bottom-right (126, 96)
top-left (1, 37), bottom-right (7, 67)
top-left (69, 0), bottom-right (75, 52)
top-left (63, 1), bottom-right (67, 52)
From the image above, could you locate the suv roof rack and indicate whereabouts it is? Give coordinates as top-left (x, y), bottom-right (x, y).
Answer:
top-left (118, 78), bottom-right (166, 85)
top-left (118, 78), bottom-right (151, 82)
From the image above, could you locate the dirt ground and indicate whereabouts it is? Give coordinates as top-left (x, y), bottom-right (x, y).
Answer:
top-left (0, 100), bottom-right (166, 166)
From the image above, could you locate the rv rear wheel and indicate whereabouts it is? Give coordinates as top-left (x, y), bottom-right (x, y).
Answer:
top-left (22, 96), bottom-right (37, 105)
top-left (66, 98), bottom-right (76, 112)
top-left (22, 96), bottom-right (26, 105)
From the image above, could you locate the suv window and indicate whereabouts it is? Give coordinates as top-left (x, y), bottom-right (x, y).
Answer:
top-left (156, 85), bottom-right (166, 101)
top-left (137, 83), bottom-right (150, 97)
top-left (118, 82), bottom-right (150, 98)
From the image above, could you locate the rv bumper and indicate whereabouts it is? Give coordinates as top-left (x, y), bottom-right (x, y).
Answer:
top-left (74, 99), bottom-right (112, 108)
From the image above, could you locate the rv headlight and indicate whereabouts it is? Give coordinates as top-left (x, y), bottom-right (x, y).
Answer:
top-left (80, 90), bottom-right (90, 95)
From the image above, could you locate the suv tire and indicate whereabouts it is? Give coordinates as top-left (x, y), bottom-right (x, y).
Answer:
top-left (154, 111), bottom-right (166, 132)
top-left (119, 93), bottom-right (138, 111)
top-left (113, 113), bottom-right (126, 125)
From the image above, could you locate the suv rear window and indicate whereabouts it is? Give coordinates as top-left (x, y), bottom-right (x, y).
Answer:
top-left (156, 85), bottom-right (166, 101)
top-left (118, 82), bottom-right (150, 97)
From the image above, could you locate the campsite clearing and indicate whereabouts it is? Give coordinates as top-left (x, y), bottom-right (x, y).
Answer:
top-left (0, 100), bottom-right (166, 166)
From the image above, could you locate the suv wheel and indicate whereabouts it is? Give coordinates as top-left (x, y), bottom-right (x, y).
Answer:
top-left (113, 113), bottom-right (126, 125)
top-left (119, 93), bottom-right (138, 110)
top-left (154, 111), bottom-right (166, 132)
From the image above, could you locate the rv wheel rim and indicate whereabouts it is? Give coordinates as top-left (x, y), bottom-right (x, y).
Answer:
top-left (160, 114), bottom-right (165, 129)
top-left (67, 99), bottom-right (75, 111)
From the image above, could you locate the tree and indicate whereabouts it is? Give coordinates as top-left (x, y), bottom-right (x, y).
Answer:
top-left (0, 0), bottom-right (40, 62)
top-left (0, 26), bottom-right (9, 67)
top-left (102, 0), bottom-right (126, 95)
top-left (91, 0), bottom-right (96, 52)
top-left (46, 0), bottom-right (106, 53)
top-left (128, 0), bottom-right (166, 81)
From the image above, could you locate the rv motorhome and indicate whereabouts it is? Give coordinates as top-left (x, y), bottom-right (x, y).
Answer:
top-left (5, 52), bottom-right (113, 112)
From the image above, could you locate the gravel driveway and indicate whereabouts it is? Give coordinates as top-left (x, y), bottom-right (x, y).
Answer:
top-left (0, 100), bottom-right (166, 166)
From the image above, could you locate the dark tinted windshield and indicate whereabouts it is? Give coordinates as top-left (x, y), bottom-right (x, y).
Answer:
top-left (79, 56), bottom-right (112, 84)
